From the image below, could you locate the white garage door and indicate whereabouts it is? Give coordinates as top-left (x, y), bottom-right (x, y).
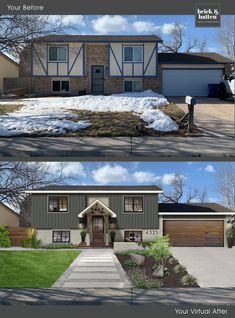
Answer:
top-left (162, 69), bottom-right (224, 96)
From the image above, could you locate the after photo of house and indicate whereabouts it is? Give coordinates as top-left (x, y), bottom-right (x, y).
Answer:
top-left (0, 14), bottom-right (234, 158)
top-left (0, 161), bottom-right (235, 304)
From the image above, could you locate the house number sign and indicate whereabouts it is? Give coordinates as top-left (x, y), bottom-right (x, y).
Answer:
top-left (145, 230), bottom-right (158, 235)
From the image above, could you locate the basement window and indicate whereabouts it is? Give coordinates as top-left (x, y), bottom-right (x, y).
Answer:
top-left (48, 196), bottom-right (68, 212)
top-left (52, 80), bottom-right (69, 93)
top-left (124, 80), bottom-right (142, 92)
top-left (124, 231), bottom-right (142, 242)
top-left (52, 230), bottom-right (70, 243)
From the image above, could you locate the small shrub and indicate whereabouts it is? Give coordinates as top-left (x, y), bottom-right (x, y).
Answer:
top-left (148, 235), bottom-right (171, 269)
top-left (181, 274), bottom-right (198, 287)
top-left (164, 267), bottom-right (171, 277)
top-left (0, 225), bottom-right (11, 247)
top-left (174, 264), bottom-right (186, 273)
top-left (21, 227), bottom-right (41, 248)
top-left (129, 269), bottom-right (161, 288)
top-left (124, 259), bottom-right (138, 267)
top-left (168, 257), bottom-right (177, 265)
top-left (137, 241), bottom-right (152, 249)
top-left (80, 230), bottom-right (87, 242)
top-left (43, 243), bottom-right (76, 249)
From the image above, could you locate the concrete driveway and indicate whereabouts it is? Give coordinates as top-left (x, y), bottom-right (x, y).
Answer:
top-left (169, 97), bottom-right (234, 139)
top-left (171, 247), bottom-right (235, 288)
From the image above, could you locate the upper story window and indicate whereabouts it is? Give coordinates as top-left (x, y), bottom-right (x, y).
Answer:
top-left (124, 46), bottom-right (143, 62)
top-left (48, 196), bottom-right (68, 212)
top-left (124, 196), bottom-right (143, 213)
top-left (48, 46), bottom-right (67, 62)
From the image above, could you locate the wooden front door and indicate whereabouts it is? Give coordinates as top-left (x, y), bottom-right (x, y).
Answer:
top-left (92, 216), bottom-right (104, 244)
top-left (91, 65), bottom-right (104, 94)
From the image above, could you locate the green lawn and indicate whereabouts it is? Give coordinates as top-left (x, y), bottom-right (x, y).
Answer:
top-left (0, 250), bottom-right (80, 288)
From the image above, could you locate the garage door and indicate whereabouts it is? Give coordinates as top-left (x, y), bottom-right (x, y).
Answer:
top-left (163, 220), bottom-right (224, 247)
top-left (162, 69), bottom-right (224, 96)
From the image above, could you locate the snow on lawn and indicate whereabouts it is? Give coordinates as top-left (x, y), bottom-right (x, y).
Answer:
top-left (0, 90), bottom-right (178, 136)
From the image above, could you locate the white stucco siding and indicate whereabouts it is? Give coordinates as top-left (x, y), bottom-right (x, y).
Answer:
top-left (109, 42), bottom-right (158, 77)
top-left (109, 43), bottom-right (122, 76)
top-left (33, 44), bottom-right (47, 76)
top-left (68, 43), bottom-right (84, 76)
top-left (32, 43), bottom-right (84, 76)
top-left (144, 43), bottom-right (157, 76)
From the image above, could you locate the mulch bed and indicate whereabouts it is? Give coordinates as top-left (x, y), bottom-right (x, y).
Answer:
top-left (116, 254), bottom-right (200, 288)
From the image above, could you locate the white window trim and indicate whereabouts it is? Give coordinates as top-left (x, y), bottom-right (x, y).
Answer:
top-left (51, 79), bottom-right (70, 93)
top-left (123, 45), bottom-right (143, 63)
top-left (123, 79), bottom-right (142, 93)
top-left (48, 45), bottom-right (68, 63)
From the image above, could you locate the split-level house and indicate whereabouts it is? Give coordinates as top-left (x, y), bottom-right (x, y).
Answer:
top-left (25, 185), bottom-right (234, 248)
top-left (20, 34), bottom-right (231, 97)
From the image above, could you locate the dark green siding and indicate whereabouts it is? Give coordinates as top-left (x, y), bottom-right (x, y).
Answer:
top-left (31, 193), bottom-right (159, 229)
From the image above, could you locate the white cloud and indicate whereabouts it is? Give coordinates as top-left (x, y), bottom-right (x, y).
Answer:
top-left (91, 15), bottom-right (129, 34)
top-left (49, 162), bottom-right (86, 177)
top-left (133, 171), bottom-right (159, 184)
top-left (92, 164), bottom-right (129, 184)
top-left (204, 165), bottom-right (216, 173)
top-left (132, 21), bottom-right (160, 33)
top-left (48, 15), bottom-right (86, 28)
top-left (161, 23), bottom-right (175, 34)
top-left (161, 173), bottom-right (177, 184)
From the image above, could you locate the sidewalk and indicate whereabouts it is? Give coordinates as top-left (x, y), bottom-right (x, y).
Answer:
top-left (0, 135), bottom-right (234, 157)
top-left (0, 288), bottom-right (235, 305)
top-left (53, 249), bottom-right (132, 288)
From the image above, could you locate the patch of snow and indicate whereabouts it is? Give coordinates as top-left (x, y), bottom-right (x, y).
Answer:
top-left (0, 90), bottom-right (177, 136)
top-left (140, 109), bottom-right (178, 132)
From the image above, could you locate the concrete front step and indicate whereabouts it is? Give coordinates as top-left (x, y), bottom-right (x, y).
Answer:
top-left (74, 267), bottom-right (117, 272)
top-left (77, 262), bottom-right (115, 267)
top-left (62, 281), bottom-right (125, 288)
top-left (68, 273), bottom-right (121, 280)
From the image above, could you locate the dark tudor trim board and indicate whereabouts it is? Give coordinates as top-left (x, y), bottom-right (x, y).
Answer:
top-left (24, 186), bottom-right (234, 249)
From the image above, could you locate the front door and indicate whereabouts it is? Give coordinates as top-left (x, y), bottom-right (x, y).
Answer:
top-left (92, 216), bottom-right (104, 244)
top-left (91, 65), bottom-right (104, 95)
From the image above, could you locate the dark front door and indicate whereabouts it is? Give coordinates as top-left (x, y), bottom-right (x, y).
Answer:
top-left (92, 216), bottom-right (104, 244)
top-left (91, 65), bottom-right (104, 94)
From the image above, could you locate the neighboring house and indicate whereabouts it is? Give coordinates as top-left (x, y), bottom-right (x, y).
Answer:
top-left (0, 52), bottom-right (19, 92)
top-left (25, 185), bottom-right (234, 248)
top-left (20, 34), bottom-right (231, 97)
top-left (0, 202), bottom-right (19, 227)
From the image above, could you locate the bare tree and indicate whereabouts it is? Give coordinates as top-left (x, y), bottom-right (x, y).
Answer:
top-left (0, 15), bottom-right (64, 58)
top-left (159, 22), bottom-right (208, 53)
top-left (216, 165), bottom-right (235, 211)
top-left (216, 16), bottom-right (235, 59)
top-left (0, 162), bottom-right (64, 208)
top-left (160, 173), bottom-right (208, 203)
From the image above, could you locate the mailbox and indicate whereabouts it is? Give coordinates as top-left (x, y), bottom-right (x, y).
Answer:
top-left (185, 96), bottom-right (196, 106)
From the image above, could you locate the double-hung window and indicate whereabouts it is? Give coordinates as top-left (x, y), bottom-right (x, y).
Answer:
top-left (49, 46), bottom-right (67, 62)
top-left (124, 196), bottom-right (143, 213)
top-left (124, 46), bottom-right (143, 62)
top-left (48, 196), bottom-right (68, 212)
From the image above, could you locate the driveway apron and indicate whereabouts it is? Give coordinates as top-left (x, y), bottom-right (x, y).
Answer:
top-left (53, 249), bottom-right (132, 288)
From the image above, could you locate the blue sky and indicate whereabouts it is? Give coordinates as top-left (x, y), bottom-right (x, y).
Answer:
top-left (48, 161), bottom-right (234, 204)
top-left (50, 15), bottom-right (232, 53)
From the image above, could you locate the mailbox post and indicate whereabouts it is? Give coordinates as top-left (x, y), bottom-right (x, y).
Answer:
top-left (185, 96), bottom-right (196, 133)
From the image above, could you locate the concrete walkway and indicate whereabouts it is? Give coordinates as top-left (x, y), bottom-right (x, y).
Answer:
top-left (0, 135), bottom-right (234, 158)
top-left (1, 288), bottom-right (235, 305)
top-left (53, 249), bottom-right (132, 288)
top-left (171, 247), bottom-right (235, 288)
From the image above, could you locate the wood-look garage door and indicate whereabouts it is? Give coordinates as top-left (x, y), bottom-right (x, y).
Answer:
top-left (163, 220), bottom-right (224, 247)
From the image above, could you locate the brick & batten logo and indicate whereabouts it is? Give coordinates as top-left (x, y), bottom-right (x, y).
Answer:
top-left (195, 3), bottom-right (221, 27)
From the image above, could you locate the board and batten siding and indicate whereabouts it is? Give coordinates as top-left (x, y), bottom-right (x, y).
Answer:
top-left (109, 43), bottom-right (157, 77)
top-left (32, 43), bottom-right (84, 77)
top-left (31, 193), bottom-right (159, 229)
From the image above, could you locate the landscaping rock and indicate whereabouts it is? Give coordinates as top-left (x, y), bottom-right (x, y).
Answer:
top-left (130, 253), bottom-right (145, 266)
top-left (152, 266), bottom-right (164, 278)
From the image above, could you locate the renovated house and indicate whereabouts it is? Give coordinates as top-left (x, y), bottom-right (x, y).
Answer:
top-left (25, 185), bottom-right (234, 248)
top-left (0, 202), bottom-right (19, 227)
top-left (0, 52), bottom-right (19, 92)
top-left (20, 34), bottom-right (231, 97)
